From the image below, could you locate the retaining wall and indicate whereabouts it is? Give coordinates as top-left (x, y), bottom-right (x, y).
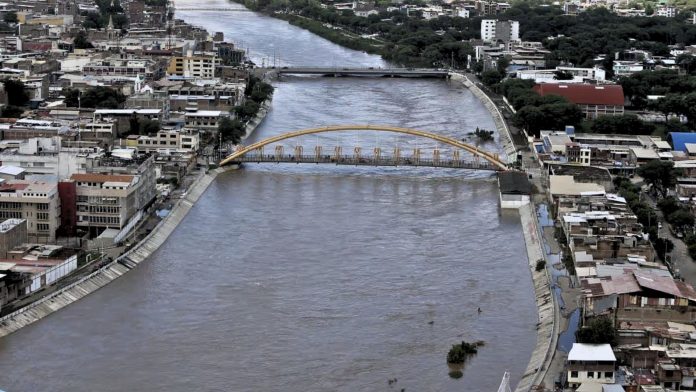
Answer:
top-left (0, 170), bottom-right (221, 338)
top-left (514, 203), bottom-right (559, 392)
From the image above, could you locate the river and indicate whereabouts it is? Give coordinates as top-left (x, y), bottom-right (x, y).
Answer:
top-left (0, 2), bottom-right (537, 391)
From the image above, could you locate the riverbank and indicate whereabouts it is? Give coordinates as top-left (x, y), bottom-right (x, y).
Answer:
top-left (449, 72), bottom-right (517, 164)
top-left (243, 96), bottom-right (271, 140)
top-left (0, 168), bottom-right (222, 338)
top-left (514, 203), bottom-right (559, 392)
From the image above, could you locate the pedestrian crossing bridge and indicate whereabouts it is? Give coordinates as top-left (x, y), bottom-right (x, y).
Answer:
top-left (219, 125), bottom-right (509, 171)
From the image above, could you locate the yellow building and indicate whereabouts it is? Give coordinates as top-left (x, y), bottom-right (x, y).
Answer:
top-left (167, 52), bottom-right (220, 79)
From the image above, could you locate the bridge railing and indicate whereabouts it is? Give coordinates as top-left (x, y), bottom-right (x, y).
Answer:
top-left (233, 154), bottom-right (499, 170)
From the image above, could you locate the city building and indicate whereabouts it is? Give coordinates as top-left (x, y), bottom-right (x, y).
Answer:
top-left (135, 129), bottom-right (200, 153)
top-left (567, 343), bottom-right (617, 388)
top-left (68, 155), bottom-right (156, 237)
top-left (166, 51), bottom-right (220, 78)
top-left (480, 19), bottom-right (519, 43)
top-left (516, 66), bottom-right (607, 84)
top-left (0, 180), bottom-right (61, 242)
top-left (533, 84), bottom-right (625, 119)
top-left (0, 219), bottom-right (27, 258)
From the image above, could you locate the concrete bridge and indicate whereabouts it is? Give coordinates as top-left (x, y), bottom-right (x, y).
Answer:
top-left (265, 67), bottom-right (450, 78)
top-left (174, 7), bottom-right (253, 12)
top-left (220, 125), bottom-right (508, 171)
top-left (234, 152), bottom-right (500, 171)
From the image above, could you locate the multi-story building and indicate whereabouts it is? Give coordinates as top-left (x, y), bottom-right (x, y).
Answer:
top-left (480, 19), bottom-right (519, 43)
top-left (184, 110), bottom-right (229, 131)
top-left (82, 57), bottom-right (164, 80)
top-left (516, 66), bottom-right (606, 84)
top-left (0, 137), bottom-right (103, 179)
top-left (567, 343), bottom-right (617, 388)
top-left (166, 51), bottom-right (220, 79)
top-left (656, 6), bottom-right (677, 17)
top-left (533, 83), bottom-right (625, 119)
top-left (136, 129), bottom-right (200, 153)
top-left (71, 173), bottom-right (138, 234)
top-left (68, 155), bottom-right (156, 237)
top-left (0, 180), bottom-right (61, 242)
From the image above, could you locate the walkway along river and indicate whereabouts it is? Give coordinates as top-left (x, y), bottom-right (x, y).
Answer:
top-left (0, 1), bottom-right (538, 391)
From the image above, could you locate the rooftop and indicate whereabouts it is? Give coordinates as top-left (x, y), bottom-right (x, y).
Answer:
top-left (71, 173), bottom-right (134, 184)
top-left (533, 83), bottom-right (625, 106)
top-left (568, 343), bottom-right (616, 361)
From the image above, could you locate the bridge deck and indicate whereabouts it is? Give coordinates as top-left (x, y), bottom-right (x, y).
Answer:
top-left (272, 67), bottom-right (450, 78)
top-left (231, 154), bottom-right (500, 171)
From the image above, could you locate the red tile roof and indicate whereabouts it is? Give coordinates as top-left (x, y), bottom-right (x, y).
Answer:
top-left (533, 83), bottom-right (625, 106)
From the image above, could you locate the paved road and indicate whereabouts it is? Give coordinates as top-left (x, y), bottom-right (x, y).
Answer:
top-left (645, 193), bottom-right (696, 284)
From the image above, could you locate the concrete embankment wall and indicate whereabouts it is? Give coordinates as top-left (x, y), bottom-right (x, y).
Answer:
top-left (242, 97), bottom-right (271, 141)
top-left (449, 72), bottom-right (517, 163)
top-left (0, 170), bottom-right (221, 338)
top-left (514, 203), bottom-right (559, 392)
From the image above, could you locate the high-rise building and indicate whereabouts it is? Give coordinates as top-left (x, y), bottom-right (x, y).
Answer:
top-left (480, 19), bottom-right (519, 43)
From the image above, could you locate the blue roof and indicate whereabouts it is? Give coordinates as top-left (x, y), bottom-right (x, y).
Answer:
top-left (669, 132), bottom-right (696, 152)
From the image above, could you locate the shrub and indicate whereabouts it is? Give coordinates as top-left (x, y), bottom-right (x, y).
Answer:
top-left (535, 259), bottom-right (546, 272)
top-left (447, 340), bottom-right (483, 363)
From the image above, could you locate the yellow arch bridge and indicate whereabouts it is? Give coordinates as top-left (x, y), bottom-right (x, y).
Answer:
top-left (219, 125), bottom-right (509, 171)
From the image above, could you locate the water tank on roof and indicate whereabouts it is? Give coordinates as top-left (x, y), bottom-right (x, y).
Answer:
top-left (565, 125), bottom-right (575, 136)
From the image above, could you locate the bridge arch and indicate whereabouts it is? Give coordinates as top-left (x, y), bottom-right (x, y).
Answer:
top-left (219, 125), bottom-right (509, 170)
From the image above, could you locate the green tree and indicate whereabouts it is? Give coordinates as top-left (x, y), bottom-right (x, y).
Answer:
top-left (2, 79), bottom-right (30, 106)
top-left (589, 114), bottom-right (655, 135)
top-left (668, 209), bottom-right (695, 232)
top-left (1, 105), bottom-right (24, 118)
top-left (218, 117), bottom-right (246, 144)
top-left (63, 86), bottom-right (125, 108)
top-left (553, 70), bottom-right (574, 80)
top-left (637, 160), bottom-right (677, 198)
top-left (3, 11), bottom-right (17, 24)
top-left (576, 316), bottom-right (617, 346)
top-left (234, 100), bottom-right (261, 121)
top-left (480, 70), bottom-right (503, 86)
top-left (73, 31), bottom-right (94, 49)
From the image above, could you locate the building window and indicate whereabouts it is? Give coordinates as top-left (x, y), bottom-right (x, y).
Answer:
top-left (37, 223), bottom-right (49, 232)
top-left (587, 371), bottom-right (594, 379)
top-left (604, 371), bottom-right (613, 379)
top-left (37, 212), bottom-right (49, 221)
top-left (570, 371), bottom-right (578, 379)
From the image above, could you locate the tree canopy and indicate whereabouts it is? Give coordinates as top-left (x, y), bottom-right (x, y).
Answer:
top-left (637, 160), bottom-right (678, 198)
top-left (63, 87), bottom-right (126, 109)
top-left (576, 316), bottom-right (617, 346)
top-left (2, 79), bottom-right (30, 107)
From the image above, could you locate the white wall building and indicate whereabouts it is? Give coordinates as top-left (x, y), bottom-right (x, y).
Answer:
top-left (480, 19), bottom-right (519, 43)
top-left (516, 66), bottom-right (606, 83)
top-left (656, 6), bottom-right (677, 17)
top-left (136, 130), bottom-right (200, 153)
top-left (567, 343), bottom-right (617, 389)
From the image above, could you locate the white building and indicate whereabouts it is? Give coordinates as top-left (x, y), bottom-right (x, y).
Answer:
top-left (516, 66), bottom-right (606, 83)
top-left (656, 6), bottom-right (677, 17)
top-left (184, 110), bottom-right (229, 131)
top-left (455, 7), bottom-right (470, 18)
top-left (567, 343), bottom-right (617, 388)
top-left (613, 61), bottom-right (644, 76)
top-left (136, 130), bottom-right (200, 153)
top-left (480, 19), bottom-right (519, 43)
top-left (0, 138), bottom-right (102, 179)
